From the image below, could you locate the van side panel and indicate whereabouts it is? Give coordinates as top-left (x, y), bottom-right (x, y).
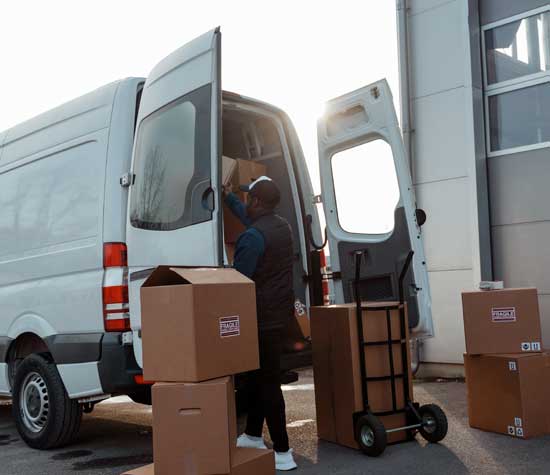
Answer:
top-left (0, 84), bottom-right (117, 396)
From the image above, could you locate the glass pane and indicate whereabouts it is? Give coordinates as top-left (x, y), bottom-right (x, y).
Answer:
top-left (489, 82), bottom-right (550, 151)
top-left (130, 85), bottom-right (212, 230)
top-left (485, 12), bottom-right (550, 85)
top-left (331, 140), bottom-right (400, 235)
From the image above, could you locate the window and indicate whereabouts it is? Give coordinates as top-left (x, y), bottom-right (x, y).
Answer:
top-left (331, 140), bottom-right (400, 235)
top-left (483, 7), bottom-right (550, 155)
top-left (130, 85), bottom-right (212, 230)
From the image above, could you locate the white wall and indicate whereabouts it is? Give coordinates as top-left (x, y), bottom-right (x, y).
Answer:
top-left (404, 0), bottom-right (489, 363)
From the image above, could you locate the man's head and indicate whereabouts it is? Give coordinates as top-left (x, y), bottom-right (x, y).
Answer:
top-left (240, 176), bottom-right (281, 219)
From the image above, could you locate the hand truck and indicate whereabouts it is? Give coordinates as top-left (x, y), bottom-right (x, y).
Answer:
top-left (352, 250), bottom-right (448, 456)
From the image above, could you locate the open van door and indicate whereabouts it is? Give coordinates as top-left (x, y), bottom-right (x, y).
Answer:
top-left (125, 28), bottom-right (222, 358)
top-left (317, 79), bottom-right (433, 337)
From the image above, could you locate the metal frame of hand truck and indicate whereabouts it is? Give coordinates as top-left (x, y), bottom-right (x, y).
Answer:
top-left (352, 249), bottom-right (430, 450)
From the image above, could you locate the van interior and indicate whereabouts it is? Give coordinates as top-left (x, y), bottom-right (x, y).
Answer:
top-left (222, 97), bottom-right (311, 364)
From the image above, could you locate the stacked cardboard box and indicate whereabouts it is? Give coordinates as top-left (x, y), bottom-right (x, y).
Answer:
top-left (310, 303), bottom-right (413, 448)
top-left (462, 287), bottom-right (550, 439)
top-left (222, 156), bottom-right (267, 247)
top-left (123, 267), bottom-right (275, 475)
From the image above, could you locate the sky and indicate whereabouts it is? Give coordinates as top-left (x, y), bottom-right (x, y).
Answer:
top-left (0, 0), bottom-right (400, 195)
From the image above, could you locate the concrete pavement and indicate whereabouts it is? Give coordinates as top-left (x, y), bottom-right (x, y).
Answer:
top-left (1, 369), bottom-right (549, 474)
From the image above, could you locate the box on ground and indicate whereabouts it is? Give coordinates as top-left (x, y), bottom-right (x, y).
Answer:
top-left (121, 464), bottom-right (154, 475)
top-left (464, 353), bottom-right (550, 439)
top-left (222, 157), bottom-right (267, 243)
top-left (141, 267), bottom-right (259, 383)
top-left (311, 303), bottom-right (413, 448)
top-left (461, 288), bottom-right (542, 355)
top-left (122, 448), bottom-right (274, 475)
top-left (152, 377), bottom-right (274, 475)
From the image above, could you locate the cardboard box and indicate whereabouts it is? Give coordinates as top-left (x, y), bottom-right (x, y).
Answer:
top-left (230, 448), bottom-right (275, 475)
top-left (222, 158), bottom-right (267, 244)
top-left (311, 303), bottom-right (413, 448)
top-left (464, 353), bottom-right (550, 438)
top-left (121, 465), bottom-right (154, 475)
top-left (462, 288), bottom-right (542, 355)
top-left (141, 267), bottom-right (259, 383)
top-left (153, 377), bottom-right (238, 474)
top-left (294, 299), bottom-right (310, 339)
top-left (225, 243), bottom-right (236, 265)
top-left (122, 449), bottom-right (274, 475)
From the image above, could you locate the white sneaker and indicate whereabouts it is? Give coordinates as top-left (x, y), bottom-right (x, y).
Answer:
top-left (275, 449), bottom-right (297, 471)
top-left (237, 433), bottom-right (268, 450)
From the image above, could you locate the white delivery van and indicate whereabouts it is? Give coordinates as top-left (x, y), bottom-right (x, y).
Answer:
top-left (0, 27), bottom-right (432, 449)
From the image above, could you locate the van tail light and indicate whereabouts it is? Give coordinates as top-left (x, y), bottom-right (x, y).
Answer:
top-left (103, 243), bottom-right (130, 332)
top-left (320, 249), bottom-right (330, 306)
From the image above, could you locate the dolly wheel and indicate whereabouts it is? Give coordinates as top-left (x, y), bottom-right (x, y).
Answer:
top-left (418, 404), bottom-right (448, 443)
top-left (355, 413), bottom-right (387, 457)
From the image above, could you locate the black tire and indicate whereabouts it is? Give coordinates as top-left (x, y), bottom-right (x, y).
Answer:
top-left (418, 404), bottom-right (448, 443)
top-left (354, 413), bottom-right (387, 457)
top-left (12, 353), bottom-right (82, 449)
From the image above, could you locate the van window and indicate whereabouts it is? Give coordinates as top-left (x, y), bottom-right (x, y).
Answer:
top-left (331, 139), bottom-right (400, 235)
top-left (130, 84), bottom-right (212, 231)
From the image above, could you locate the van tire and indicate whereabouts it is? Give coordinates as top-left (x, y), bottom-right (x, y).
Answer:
top-left (12, 353), bottom-right (83, 449)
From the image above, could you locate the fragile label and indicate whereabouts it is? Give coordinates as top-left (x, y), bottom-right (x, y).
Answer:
top-left (507, 426), bottom-right (516, 436)
top-left (521, 342), bottom-right (531, 352)
top-left (514, 417), bottom-right (522, 428)
top-left (531, 342), bottom-right (541, 351)
top-left (219, 316), bottom-right (240, 338)
top-left (508, 361), bottom-right (517, 372)
top-left (516, 428), bottom-right (524, 438)
top-left (491, 307), bottom-right (516, 323)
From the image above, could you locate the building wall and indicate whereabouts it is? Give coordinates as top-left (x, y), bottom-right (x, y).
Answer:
top-left (480, 0), bottom-right (550, 346)
top-left (403, 0), bottom-right (491, 363)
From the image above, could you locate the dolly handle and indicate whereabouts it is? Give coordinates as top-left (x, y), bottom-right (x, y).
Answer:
top-left (398, 250), bottom-right (415, 304)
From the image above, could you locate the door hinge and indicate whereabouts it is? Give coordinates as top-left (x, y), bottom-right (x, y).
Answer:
top-left (313, 194), bottom-right (322, 204)
top-left (120, 173), bottom-right (135, 188)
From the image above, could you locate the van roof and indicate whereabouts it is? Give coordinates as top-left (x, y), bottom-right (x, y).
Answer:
top-left (0, 77), bottom-right (144, 165)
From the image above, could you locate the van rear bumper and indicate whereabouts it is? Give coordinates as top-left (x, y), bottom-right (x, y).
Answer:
top-left (97, 333), bottom-right (142, 395)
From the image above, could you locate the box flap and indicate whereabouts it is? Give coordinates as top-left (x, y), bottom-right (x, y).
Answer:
top-left (222, 155), bottom-right (237, 187)
top-left (462, 287), bottom-right (537, 297)
top-left (142, 266), bottom-right (252, 288)
top-left (170, 267), bottom-right (252, 285)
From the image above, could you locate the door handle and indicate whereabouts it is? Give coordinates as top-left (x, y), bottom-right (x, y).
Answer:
top-left (201, 187), bottom-right (215, 212)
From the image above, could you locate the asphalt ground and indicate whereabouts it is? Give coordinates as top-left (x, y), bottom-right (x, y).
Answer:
top-left (1, 368), bottom-right (549, 474)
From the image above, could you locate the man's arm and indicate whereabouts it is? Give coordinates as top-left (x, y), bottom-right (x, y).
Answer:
top-left (225, 192), bottom-right (252, 227)
top-left (233, 228), bottom-right (265, 278)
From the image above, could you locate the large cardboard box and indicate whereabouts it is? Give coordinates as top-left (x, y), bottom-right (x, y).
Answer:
top-left (464, 353), bottom-right (550, 438)
top-left (152, 377), bottom-right (238, 474)
top-left (222, 157), bottom-right (267, 244)
top-left (141, 267), bottom-right (259, 383)
top-left (152, 378), bottom-right (275, 475)
top-left (122, 449), bottom-right (274, 475)
top-left (461, 288), bottom-right (542, 355)
top-left (311, 303), bottom-right (413, 448)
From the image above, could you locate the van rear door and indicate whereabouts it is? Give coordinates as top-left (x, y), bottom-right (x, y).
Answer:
top-left (317, 79), bottom-right (433, 337)
top-left (126, 28), bottom-right (222, 357)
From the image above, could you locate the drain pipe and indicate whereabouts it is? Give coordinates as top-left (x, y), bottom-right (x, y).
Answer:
top-left (396, 0), bottom-right (414, 178)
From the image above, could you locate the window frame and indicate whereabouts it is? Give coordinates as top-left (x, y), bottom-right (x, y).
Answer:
top-left (482, 5), bottom-right (550, 157)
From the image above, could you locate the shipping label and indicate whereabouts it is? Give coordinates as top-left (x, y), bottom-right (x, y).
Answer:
top-left (219, 316), bottom-right (240, 338)
top-left (508, 361), bottom-right (517, 372)
top-left (491, 307), bottom-right (516, 323)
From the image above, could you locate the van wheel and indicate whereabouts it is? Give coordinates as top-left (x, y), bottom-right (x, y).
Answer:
top-left (12, 354), bottom-right (82, 449)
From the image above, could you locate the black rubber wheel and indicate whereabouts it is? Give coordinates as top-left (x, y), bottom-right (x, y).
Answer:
top-left (354, 413), bottom-right (387, 457)
top-left (418, 404), bottom-right (448, 443)
top-left (12, 354), bottom-right (82, 449)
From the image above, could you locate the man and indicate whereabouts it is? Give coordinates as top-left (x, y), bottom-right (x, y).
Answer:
top-left (224, 176), bottom-right (297, 471)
